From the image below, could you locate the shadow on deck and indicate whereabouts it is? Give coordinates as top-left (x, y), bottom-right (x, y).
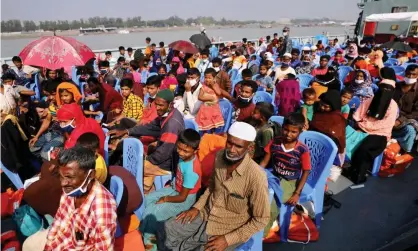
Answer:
top-left (264, 158), bottom-right (418, 251)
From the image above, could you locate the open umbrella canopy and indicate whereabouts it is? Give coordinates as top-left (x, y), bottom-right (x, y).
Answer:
top-left (190, 33), bottom-right (211, 51)
top-left (168, 40), bottom-right (199, 54)
top-left (380, 41), bottom-right (412, 52)
top-left (19, 36), bottom-right (96, 70)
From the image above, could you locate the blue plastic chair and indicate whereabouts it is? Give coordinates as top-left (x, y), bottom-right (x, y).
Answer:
top-left (184, 118), bottom-right (199, 131)
top-left (338, 66), bottom-right (353, 83)
top-left (210, 45), bottom-right (219, 59)
top-left (215, 99), bottom-right (233, 133)
top-left (228, 69), bottom-right (238, 82)
top-left (143, 93), bottom-right (150, 106)
top-left (253, 91), bottom-right (272, 104)
top-left (390, 66), bottom-right (405, 77)
top-left (154, 174), bottom-right (172, 191)
top-left (276, 131), bottom-right (338, 242)
top-left (102, 128), bottom-right (110, 167)
top-left (141, 70), bottom-right (149, 83)
top-left (109, 175), bottom-right (124, 238)
top-left (401, 63), bottom-right (418, 69)
top-left (269, 115), bottom-right (284, 126)
top-left (235, 188), bottom-right (274, 251)
top-left (114, 78), bottom-right (121, 93)
top-left (371, 152), bottom-right (384, 176)
top-left (348, 96), bottom-right (361, 111)
top-left (296, 74), bottom-right (313, 92)
top-left (385, 58), bottom-right (399, 66)
top-left (122, 138), bottom-right (144, 220)
top-left (0, 161), bottom-right (24, 189)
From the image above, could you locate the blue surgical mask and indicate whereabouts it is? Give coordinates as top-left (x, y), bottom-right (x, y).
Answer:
top-left (63, 170), bottom-right (93, 197)
top-left (60, 119), bottom-right (75, 134)
top-left (281, 62), bottom-right (290, 67)
top-left (100, 69), bottom-right (108, 75)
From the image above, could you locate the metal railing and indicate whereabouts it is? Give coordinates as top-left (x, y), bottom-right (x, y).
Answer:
top-left (0, 34), bottom-right (348, 67)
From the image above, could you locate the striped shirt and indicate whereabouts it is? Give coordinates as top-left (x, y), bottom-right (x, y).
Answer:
top-left (264, 137), bottom-right (311, 180)
top-left (44, 181), bottom-right (117, 251)
top-left (123, 93), bottom-right (143, 122)
top-left (193, 151), bottom-right (270, 246)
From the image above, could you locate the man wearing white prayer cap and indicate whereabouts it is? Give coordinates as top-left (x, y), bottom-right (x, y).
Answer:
top-left (157, 122), bottom-right (270, 251)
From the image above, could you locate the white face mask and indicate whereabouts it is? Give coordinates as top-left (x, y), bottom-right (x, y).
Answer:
top-left (189, 79), bottom-right (197, 87)
top-left (404, 77), bottom-right (417, 85)
top-left (283, 32), bottom-right (288, 36)
top-left (355, 79), bottom-right (364, 84)
top-left (213, 67), bottom-right (220, 72)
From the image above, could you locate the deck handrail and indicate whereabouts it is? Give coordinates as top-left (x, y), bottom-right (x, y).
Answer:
top-left (0, 34), bottom-right (348, 66)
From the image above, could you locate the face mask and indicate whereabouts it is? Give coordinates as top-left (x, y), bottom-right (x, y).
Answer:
top-left (281, 62), bottom-right (290, 67)
top-left (238, 95), bottom-right (252, 103)
top-left (100, 69), bottom-right (108, 75)
top-left (63, 169), bottom-right (93, 197)
top-left (355, 79), bottom-right (364, 84)
top-left (404, 77), bottom-right (417, 85)
top-left (156, 61), bottom-right (161, 66)
top-left (213, 67), bottom-right (220, 72)
top-left (60, 119), bottom-right (75, 134)
top-left (202, 59), bottom-right (208, 63)
top-left (189, 79), bottom-right (197, 87)
top-left (283, 32), bottom-right (288, 36)
top-left (302, 61), bottom-right (310, 65)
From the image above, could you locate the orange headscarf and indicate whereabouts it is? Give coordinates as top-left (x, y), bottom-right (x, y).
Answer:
top-left (56, 82), bottom-right (82, 106)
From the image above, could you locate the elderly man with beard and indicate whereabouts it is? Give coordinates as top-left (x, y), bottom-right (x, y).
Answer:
top-left (157, 122), bottom-right (270, 251)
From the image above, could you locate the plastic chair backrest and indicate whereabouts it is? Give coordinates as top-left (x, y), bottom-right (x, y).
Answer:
top-left (298, 131), bottom-right (338, 189)
top-left (217, 99), bottom-right (233, 133)
top-left (141, 70), bottom-right (149, 83)
top-left (102, 128), bottom-right (110, 166)
top-left (253, 91), bottom-right (272, 104)
top-left (228, 69), bottom-right (238, 82)
top-left (269, 116), bottom-right (284, 126)
top-left (114, 79), bottom-right (121, 93)
top-left (338, 66), bottom-right (353, 82)
top-left (401, 63), bottom-right (418, 69)
top-left (390, 66), bottom-right (405, 77)
top-left (143, 93), bottom-right (150, 106)
top-left (109, 175), bottom-right (124, 206)
top-left (1, 161), bottom-right (23, 189)
top-left (385, 58), bottom-right (399, 66)
top-left (122, 138), bottom-right (145, 218)
top-left (348, 96), bottom-right (361, 111)
top-left (296, 74), bottom-right (313, 92)
top-left (184, 119), bottom-right (199, 131)
top-left (71, 66), bottom-right (78, 84)
top-left (210, 45), bottom-right (219, 59)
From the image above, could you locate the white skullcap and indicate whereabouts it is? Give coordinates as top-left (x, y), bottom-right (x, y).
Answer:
top-left (264, 52), bottom-right (273, 58)
top-left (200, 26), bottom-right (206, 32)
top-left (311, 45), bottom-right (317, 50)
top-left (266, 57), bottom-right (274, 63)
top-left (283, 52), bottom-right (292, 58)
top-left (228, 122), bottom-right (257, 142)
top-left (302, 46), bottom-right (311, 51)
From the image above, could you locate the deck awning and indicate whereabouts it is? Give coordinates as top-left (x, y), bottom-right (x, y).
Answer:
top-left (365, 12), bottom-right (418, 22)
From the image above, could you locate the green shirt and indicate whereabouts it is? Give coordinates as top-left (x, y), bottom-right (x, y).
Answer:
top-left (301, 104), bottom-right (314, 121)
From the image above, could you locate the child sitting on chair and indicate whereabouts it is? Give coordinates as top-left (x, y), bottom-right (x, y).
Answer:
top-left (140, 129), bottom-right (202, 250)
top-left (260, 113), bottom-right (311, 236)
top-left (195, 68), bottom-right (225, 132)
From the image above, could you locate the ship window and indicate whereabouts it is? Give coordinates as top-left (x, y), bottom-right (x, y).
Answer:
top-left (392, 6), bottom-right (408, 13)
top-left (391, 25), bottom-right (399, 31)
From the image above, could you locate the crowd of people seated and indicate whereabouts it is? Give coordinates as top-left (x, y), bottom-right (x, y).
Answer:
top-left (1, 29), bottom-right (417, 251)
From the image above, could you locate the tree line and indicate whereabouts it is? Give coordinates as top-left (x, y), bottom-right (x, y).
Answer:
top-left (1, 16), bottom-right (274, 33)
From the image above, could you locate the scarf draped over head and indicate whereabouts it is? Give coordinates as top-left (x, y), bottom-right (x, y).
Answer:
top-left (1, 115), bottom-right (28, 141)
top-left (171, 57), bottom-right (185, 75)
top-left (379, 67), bottom-right (397, 82)
top-left (56, 103), bottom-right (105, 154)
top-left (366, 79), bottom-right (395, 120)
top-left (369, 50), bottom-right (384, 68)
top-left (56, 82), bottom-right (82, 106)
top-left (346, 42), bottom-right (359, 59)
top-left (315, 66), bottom-right (337, 86)
top-left (310, 90), bottom-right (346, 153)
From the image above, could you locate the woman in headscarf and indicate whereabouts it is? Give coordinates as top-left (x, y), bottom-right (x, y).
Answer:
top-left (346, 69), bottom-right (374, 102)
top-left (171, 57), bottom-right (185, 75)
top-left (295, 54), bottom-right (315, 75)
top-left (310, 90), bottom-right (346, 163)
top-left (368, 49), bottom-right (384, 78)
top-left (55, 82), bottom-right (82, 107)
top-left (56, 103), bottom-right (105, 155)
top-left (347, 67), bottom-right (398, 184)
top-left (149, 50), bottom-right (162, 73)
top-left (310, 66), bottom-right (341, 99)
top-left (344, 60), bottom-right (368, 84)
top-left (345, 42), bottom-right (359, 65)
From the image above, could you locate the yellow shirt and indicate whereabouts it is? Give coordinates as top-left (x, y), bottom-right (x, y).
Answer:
top-left (95, 154), bottom-right (108, 184)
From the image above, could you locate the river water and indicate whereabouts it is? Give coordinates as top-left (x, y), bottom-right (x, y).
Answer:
top-left (1, 26), bottom-right (353, 58)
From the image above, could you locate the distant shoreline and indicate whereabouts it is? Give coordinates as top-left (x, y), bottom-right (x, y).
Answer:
top-left (0, 24), bottom-right (349, 40)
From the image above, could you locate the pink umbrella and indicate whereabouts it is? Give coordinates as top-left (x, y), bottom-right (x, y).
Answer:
top-left (19, 36), bottom-right (96, 70)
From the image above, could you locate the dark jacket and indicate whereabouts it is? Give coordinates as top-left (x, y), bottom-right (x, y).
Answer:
top-left (127, 108), bottom-right (184, 171)
top-left (393, 82), bottom-right (418, 120)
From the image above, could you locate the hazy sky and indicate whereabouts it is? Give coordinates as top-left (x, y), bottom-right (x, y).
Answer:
top-left (1, 0), bottom-right (359, 22)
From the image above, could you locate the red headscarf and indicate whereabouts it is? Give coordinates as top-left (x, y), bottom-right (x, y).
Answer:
top-left (57, 103), bottom-right (105, 155)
